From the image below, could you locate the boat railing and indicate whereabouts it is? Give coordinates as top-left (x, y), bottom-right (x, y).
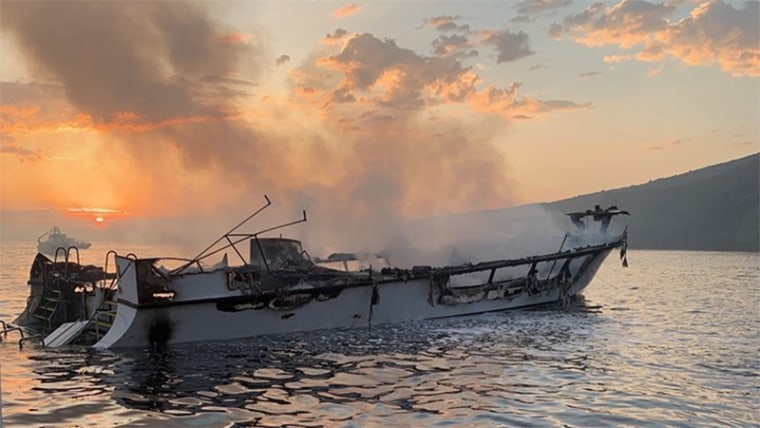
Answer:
top-left (430, 233), bottom-right (626, 278)
top-left (169, 195), bottom-right (309, 275)
top-left (0, 320), bottom-right (25, 343)
top-left (315, 252), bottom-right (391, 272)
top-left (154, 257), bottom-right (206, 275)
top-left (226, 211), bottom-right (308, 271)
top-left (53, 246), bottom-right (81, 267)
top-left (53, 247), bottom-right (67, 264)
top-left (68, 247), bottom-right (80, 266)
top-left (102, 250), bottom-right (125, 290)
top-left (546, 232), bottom-right (570, 278)
top-left (567, 205), bottom-right (630, 234)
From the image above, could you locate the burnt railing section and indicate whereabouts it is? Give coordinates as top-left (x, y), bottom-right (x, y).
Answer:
top-left (567, 205), bottom-right (630, 233)
top-left (5, 252), bottom-right (117, 344)
top-left (146, 232), bottom-right (627, 312)
top-left (170, 195), bottom-right (308, 275)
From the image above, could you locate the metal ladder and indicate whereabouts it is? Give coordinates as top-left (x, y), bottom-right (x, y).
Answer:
top-left (80, 298), bottom-right (117, 345)
top-left (29, 246), bottom-right (75, 332)
top-left (74, 252), bottom-right (123, 346)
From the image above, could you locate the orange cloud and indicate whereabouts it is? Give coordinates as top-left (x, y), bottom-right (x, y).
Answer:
top-left (603, 54), bottom-right (632, 63)
top-left (1, 104), bottom-right (88, 136)
top-left (551, 0), bottom-right (760, 77)
top-left (469, 83), bottom-right (590, 118)
top-left (322, 28), bottom-right (352, 45)
top-left (332, 4), bottom-right (360, 18)
top-left (312, 34), bottom-right (477, 109)
top-left (646, 65), bottom-right (664, 77)
top-left (293, 32), bottom-right (590, 124)
top-left (217, 32), bottom-right (253, 44)
top-left (62, 207), bottom-right (130, 224)
top-left (0, 138), bottom-right (41, 161)
top-left (422, 15), bottom-right (470, 33)
top-left (1, 103), bottom-right (240, 137)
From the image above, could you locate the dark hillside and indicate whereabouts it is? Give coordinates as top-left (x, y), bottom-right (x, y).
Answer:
top-left (547, 154), bottom-right (759, 251)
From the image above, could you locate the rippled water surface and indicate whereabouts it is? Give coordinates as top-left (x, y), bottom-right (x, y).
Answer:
top-left (1, 244), bottom-right (758, 427)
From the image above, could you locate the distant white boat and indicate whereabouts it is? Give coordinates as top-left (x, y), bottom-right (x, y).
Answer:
top-left (36, 226), bottom-right (91, 255)
top-left (8, 201), bottom-right (629, 349)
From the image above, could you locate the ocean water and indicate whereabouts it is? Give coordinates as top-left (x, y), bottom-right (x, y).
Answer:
top-left (0, 243), bottom-right (758, 427)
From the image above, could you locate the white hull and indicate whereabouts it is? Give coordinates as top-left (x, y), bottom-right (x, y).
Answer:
top-left (95, 247), bottom-right (613, 348)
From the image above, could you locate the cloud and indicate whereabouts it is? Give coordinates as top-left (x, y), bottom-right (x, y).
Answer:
top-left (322, 28), bottom-right (351, 45)
top-left (479, 30), bottom-right (535, 63)
top-left (0, 135), bottom-right (41, 161)
top-left (549, 1), bottom-right (674, 46)
top-left (432, 34), bottom-right (479, 59)
top-left (421, 15), bottom-right (471, 33)
top-left (217, 32), bottom-right (254, 44)
top-left (275, 54), bottom-right (291, 66)
top-left (1, 2), bottom-right (264, 124)
top-left (645, 138), bottom-right (684, 151)
top-left (421, 16), bottom-right (535, 63)
top-left (0, 81), bottom-right (72, 121)
top-left (578, 71), bottom-right (603, 77)
top-left (0, 81), bottom-right (65, 104)
top-left (0, 86), bottom-right (248, 140)
top-left (297, 32), bottom-right (579, 118)
top-left (510, 15), bottom-right (535, 24)
top-left (468, 83), bottom-right (591, 117)
top-left (311, 33), bottom-right (480, 109)
top-left (332, 4), bottom-right (360, 18)
top-left (551, 0), bottom-right (760, 77)
top-left (646, 64), bottom-right (664, 76)
top-left (517, 0), bottom-right (573, 15)
top-left (603, 54), bottom-right (633, 63)
top-left (422, 15), bottom-right (476, 60)
top-left (296, 30), bottom-right (588, 122)
top-left (0, 82), bottom-right (85, 137)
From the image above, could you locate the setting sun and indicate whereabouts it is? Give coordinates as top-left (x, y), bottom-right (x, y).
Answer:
top-left (95, 216), bottom-right (104, 223)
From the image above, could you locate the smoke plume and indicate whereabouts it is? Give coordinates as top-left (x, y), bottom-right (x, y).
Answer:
top-left (1, 1), bottom-right (549, 264)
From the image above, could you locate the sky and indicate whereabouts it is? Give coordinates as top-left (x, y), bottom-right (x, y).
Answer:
top-left (0, 0), bottom-right (758, 249)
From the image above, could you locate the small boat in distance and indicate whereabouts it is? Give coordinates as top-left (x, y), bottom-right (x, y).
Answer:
top-left (37, 227), bottom-right (91, 255)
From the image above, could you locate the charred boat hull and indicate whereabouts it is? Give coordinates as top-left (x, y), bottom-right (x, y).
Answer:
top-left (93, 238), bottom-right (620, 348)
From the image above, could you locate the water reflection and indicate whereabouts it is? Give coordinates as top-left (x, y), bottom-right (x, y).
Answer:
top-left (10, 300), bottom-right (609, 427)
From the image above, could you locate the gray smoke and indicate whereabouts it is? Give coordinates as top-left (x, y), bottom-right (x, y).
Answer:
top-left (1, 1), bottom-right (532, 264)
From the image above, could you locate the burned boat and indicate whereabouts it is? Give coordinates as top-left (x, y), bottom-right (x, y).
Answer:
top-left (4, 199), bottom-right (629, 349)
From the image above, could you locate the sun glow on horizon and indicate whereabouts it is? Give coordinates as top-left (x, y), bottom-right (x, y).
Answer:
top-left (62, 207), bottom-right (129, 225)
